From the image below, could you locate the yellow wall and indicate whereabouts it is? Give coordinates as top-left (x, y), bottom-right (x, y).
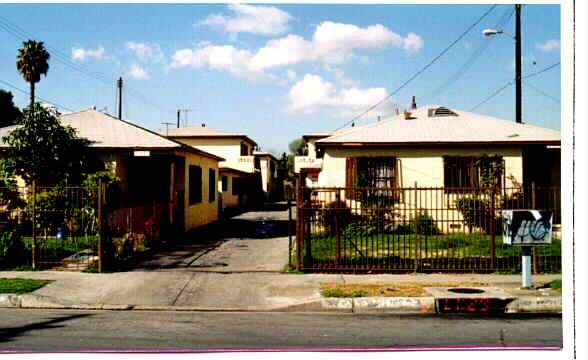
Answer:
top-left (183, 152), bottom-right (219, 231)
top-left (219, 173), bottom-right (241, 209)
top-left (320, 146), bottom-right (523, 188)
top-left (173, 137), bottom-right (255, 173)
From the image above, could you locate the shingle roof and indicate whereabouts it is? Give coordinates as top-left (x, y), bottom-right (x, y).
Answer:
top-left (0, 109), bottom-right (224, 161)
top-left (317, 105), bottom-right (560, 146)
top-left (162, 125), bottom-right (258, 146)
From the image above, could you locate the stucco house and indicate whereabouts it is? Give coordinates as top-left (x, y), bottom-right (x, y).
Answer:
top-left (312, 104), bottom-right (560, 189)
top-left (162, 124), bottom-right (282, 208)
top-left (0, 108), bottom-right (224, 232)
top-left (301, 104), bottom-right (561, 233)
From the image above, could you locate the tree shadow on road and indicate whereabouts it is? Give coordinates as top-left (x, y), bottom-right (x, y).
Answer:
top-left (0, 313), bottom-right (93, 345)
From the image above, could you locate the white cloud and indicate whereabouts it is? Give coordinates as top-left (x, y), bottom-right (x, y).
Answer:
top-left (71, 46), bottom-right (107, 62)
top-left (249, 21), bottom-right (423, 70)
top-left (325, 66), bottom-right (357, 87)
top-left (536, 40), bottom-right (560, 52)
top-left (127, 63), bottom-right (150, 80)
top-left (201, 4), bottom-right (291, 36)
top-left (286, 74), bottom-right (392, 117)
top-left (126, 42), bottom-right (165, 63)
top-left (287, 70), bottom-right (297, 81)
top-left (171, 21), bottom-right (423, 82)
top-left (170, 44), bottom-right (273, 82)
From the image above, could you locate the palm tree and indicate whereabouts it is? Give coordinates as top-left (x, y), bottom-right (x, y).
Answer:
top-left (16, 40), bottom-right (50, 107)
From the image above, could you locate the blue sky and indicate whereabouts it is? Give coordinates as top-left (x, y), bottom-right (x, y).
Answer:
top-left (0, 2), bottom-right (562, 154)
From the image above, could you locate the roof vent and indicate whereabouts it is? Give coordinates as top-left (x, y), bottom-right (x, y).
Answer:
top-left (201, 123), bottom-right (206, 127)
top-left (428, 107), bottom-right (458, 117)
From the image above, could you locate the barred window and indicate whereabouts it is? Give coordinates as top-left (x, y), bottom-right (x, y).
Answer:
top-left (346, 157), bottom-right (401, 202)
top-left (443, 156), bottom-right (504, 192)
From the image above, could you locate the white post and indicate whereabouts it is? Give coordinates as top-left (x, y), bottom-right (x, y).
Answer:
top-left (521, 246), bottom-right (533, 288)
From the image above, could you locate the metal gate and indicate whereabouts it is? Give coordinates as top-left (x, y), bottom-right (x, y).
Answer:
top-left (295, 183), bottom-right (561, 273)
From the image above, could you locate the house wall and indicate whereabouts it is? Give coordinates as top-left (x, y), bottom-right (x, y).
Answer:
top-left (219, 173), bottom-right (241, 209)
top-left (173, 137), bottom-right (256, 173)
top-left (319, 146), bottom-right (524, 188)
top-left (183, 152), bottom-right (219, 231)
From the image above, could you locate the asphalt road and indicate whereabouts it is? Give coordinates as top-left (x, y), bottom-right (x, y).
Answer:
top-left (0, 309), bottom-right (562, 352)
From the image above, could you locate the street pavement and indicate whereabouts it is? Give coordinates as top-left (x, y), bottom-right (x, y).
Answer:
top-left (0, 202), bottom-right (562, 313)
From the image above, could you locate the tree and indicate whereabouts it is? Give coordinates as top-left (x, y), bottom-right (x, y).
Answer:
top-left (16, 40), bottom-right (50, 107)
top-left (288, 137), bottom-right (306, 156)
top-left (1, 103), bottom-right (90, 186)
top-left (0, 89), bottom-right (22, 128)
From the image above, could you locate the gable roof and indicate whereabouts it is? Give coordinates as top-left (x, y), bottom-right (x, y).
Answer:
top-left (0, 109), bottom-right (224, 161)
top-left (162, 125), bottom-right (257, 146)
top-left (316, 105), bottom-right (560, 147)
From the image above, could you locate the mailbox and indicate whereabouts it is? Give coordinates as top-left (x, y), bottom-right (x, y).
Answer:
top-left (502, 210), bottom-right (553, 246)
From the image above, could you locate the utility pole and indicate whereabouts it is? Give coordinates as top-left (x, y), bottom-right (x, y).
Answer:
top-left (177, 110), bottom-right (181, 128)
top-left (515, 4), bottom-right (522, 124)
top-left (117, 77), bottom-right (123, 120)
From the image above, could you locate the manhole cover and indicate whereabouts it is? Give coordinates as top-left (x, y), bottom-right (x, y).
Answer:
top-left (447, 288), bottom-right (485, 294)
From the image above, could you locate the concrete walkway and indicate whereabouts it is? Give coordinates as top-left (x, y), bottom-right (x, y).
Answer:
top-left (0, 202), bottom-right (562, 313)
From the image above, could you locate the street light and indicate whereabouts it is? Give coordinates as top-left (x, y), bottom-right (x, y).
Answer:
top-left (482, 4), bottom-right (522, 124)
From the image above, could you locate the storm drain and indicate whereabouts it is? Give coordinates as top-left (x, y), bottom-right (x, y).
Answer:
top-left (425, 287), bottom-right (515, 314)
top-left (447, 288), bottom-right (485, 294)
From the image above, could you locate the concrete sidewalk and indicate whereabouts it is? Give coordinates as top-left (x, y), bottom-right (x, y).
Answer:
top-left (0, 270), bottom-right (562, 314)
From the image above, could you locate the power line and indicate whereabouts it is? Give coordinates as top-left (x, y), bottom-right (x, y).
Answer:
top-left (0, 79), bottom-right (76, 112)
top-left (524, 81), bottom-right (560, 103)
top-left (422, 5), bottom-right (515, 102)
top-left (339, 4), bottom-right (498, 129)
top-left (469, 61), bottom-right (560, 111)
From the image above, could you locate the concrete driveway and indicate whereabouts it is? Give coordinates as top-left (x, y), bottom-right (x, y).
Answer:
top-left (132, 201), bottom-right (294, 272)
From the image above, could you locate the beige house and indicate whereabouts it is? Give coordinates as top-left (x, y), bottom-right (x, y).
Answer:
top-left (304, 104), bottom-right (561, 232)
top-left (162, 125), bottom-right (273, 210)
top-left (0, 109), bottom-right (224, 232)
top-left (313, 105), bottom-right (560, 189)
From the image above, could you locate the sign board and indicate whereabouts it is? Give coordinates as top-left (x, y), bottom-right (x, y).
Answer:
top-left (502, 210), bottom-right (553, 246)
top-left (134, 150), bottom-right (151, 157)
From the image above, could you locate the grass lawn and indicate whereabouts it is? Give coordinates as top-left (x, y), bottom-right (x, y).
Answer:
top-left (0, 278), bottom-right (51, 294)
top-left (305, 231), bottom-right (561, 271)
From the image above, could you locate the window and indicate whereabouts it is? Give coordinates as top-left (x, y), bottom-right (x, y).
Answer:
top-left (346, 157), bottom-right (400, 202)
top-left (443, 155), bottom-right (504, 191)
top-left (443, 156), bottom-right (479, 189)
top-left (222, 175), bottom-right (228, 192)
top-left (209, 169), bottom-right (216, 202)
top-left (254, 157), bottom-right (260, 170)
top-left (189, 165), bottom-right (202, 204)
top-left (240, 142), bottom-right (249, 156)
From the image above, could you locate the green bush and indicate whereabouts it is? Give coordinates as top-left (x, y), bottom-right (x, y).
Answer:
top-left (342, 221), bottom-right (376, 239)
top-left (391, 212), bottom-right (439, 235)
top-left (454, 196), bottom-right (499, 234)
top-left (319, 201), bottom-right (352, 236)
top-left (0, 231), bottom-right (28, 268)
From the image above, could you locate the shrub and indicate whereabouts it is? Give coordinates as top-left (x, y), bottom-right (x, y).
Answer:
top-left (342, 221), bottom-right (376, 239)
top-left (0, 231), bottom-right (28, 268)
top-left (413, 212), bottom-right (440, 235)
top-left (319, 201), bottom-right (352, 236)
top-left (454, 196), bottom-right (497, 234)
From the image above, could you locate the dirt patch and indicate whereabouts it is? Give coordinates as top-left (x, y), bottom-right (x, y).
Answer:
top-left (320, 282), bottom-right (489, 297)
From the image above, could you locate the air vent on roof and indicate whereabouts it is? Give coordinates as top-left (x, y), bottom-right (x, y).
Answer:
top-left (428, 107), bottom-right (458, 117)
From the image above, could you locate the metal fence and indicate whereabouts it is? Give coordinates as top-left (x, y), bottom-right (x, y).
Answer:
top-left (295, 184), bottom-right (561, 273)
top-left (0, 183), bottom-right (101, 271)
top-left (1, 181), bottom-right (174, 272)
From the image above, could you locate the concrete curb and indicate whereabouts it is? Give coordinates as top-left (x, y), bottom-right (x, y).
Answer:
top-left (0, 293), bottom-right (562, 314)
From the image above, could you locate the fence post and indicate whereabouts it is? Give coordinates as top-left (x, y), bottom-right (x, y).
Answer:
top-left (531, 182), bottom-right (541, 274)
top-left (97, 179), bottom-right (105, 273)
top-left (491, 188), bottom-right (496, 270)
top-left (31, 180), bottom-right (37, 270)
top-left (288, 188), bottom-right (292, 269)
top-left (335, 189), bottom-right (341, 266)
top-left (296, 175), bottom-right (303, 271)
top-left (414, 182), bottom-right (419, 272)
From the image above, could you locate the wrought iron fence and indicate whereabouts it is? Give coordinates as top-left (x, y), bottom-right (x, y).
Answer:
top-left (295, 184), bottom-right (561, 273)
top-left (0, 183), bottom-right (100, 271)
top-left (1, 181), bottom-right (174, 272)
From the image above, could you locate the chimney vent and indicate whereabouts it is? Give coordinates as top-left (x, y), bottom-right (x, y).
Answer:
top-left (92, 106), bottom-right (96, 110)
top-left (201, 123), bottom-right (205, 127)
top-left (377, 115), bottom-right (381, 122)
top-left (411, 96), bottom-right (417, 110)
top-left (404, 110), bottom-right (413, 120)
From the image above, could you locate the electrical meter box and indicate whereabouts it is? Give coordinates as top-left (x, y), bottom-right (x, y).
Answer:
top-left (502, 210), bottom-right (553, 246)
